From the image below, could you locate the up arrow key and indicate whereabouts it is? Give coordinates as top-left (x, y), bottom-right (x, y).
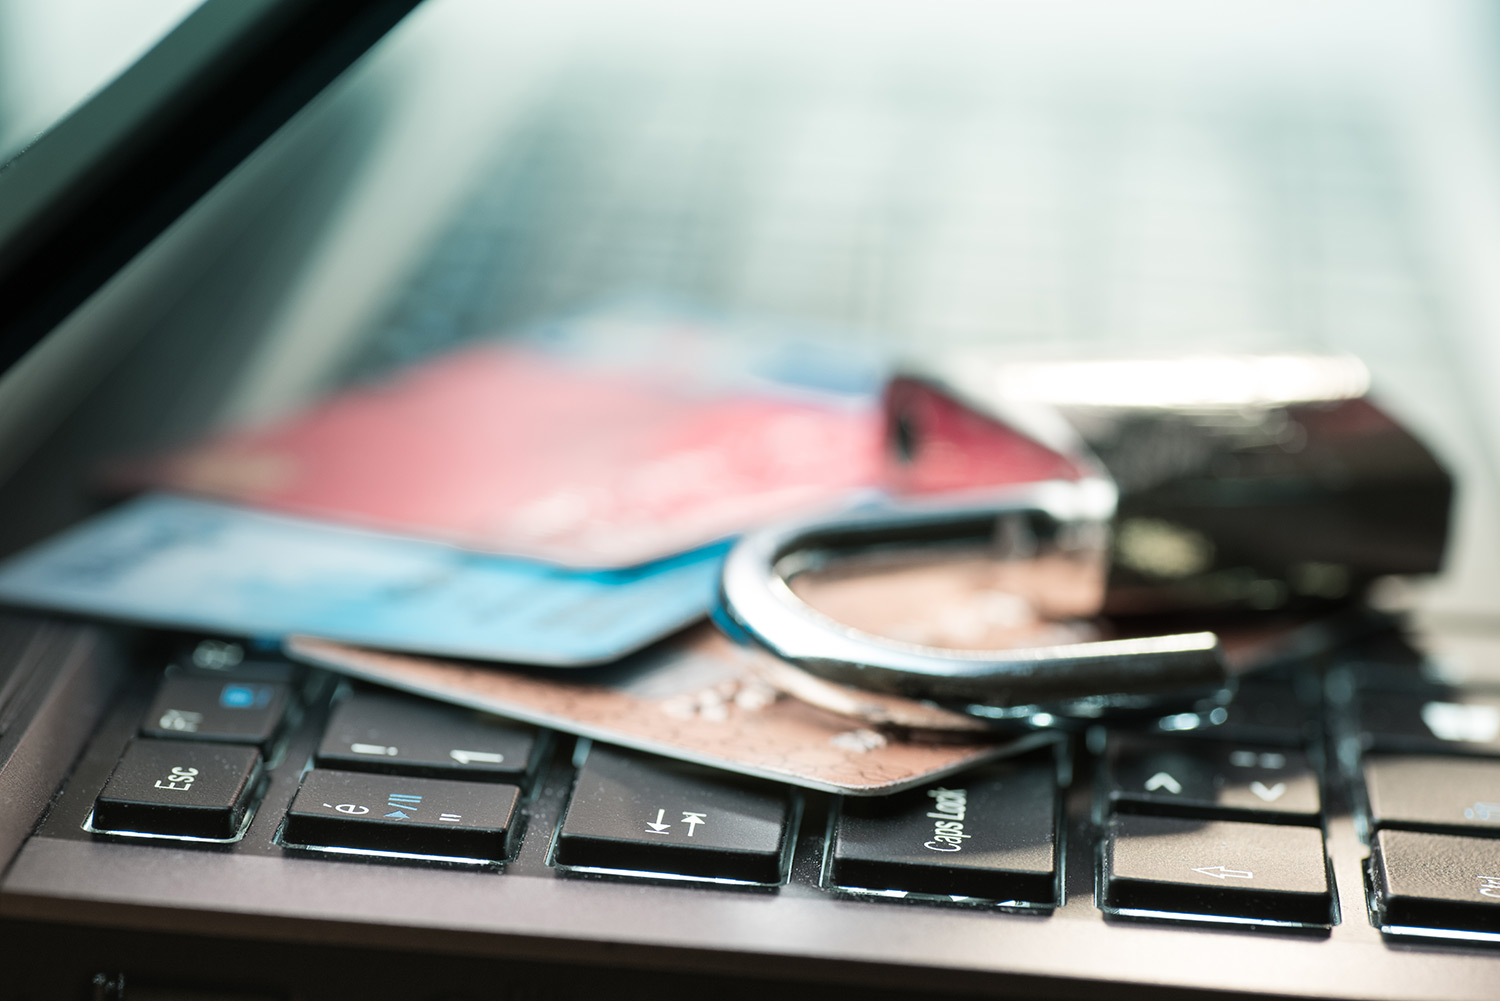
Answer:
top-left (1144, 772), bottom-right (1183, 794)
top-left (1192, 864), bottom-right (1254, 880)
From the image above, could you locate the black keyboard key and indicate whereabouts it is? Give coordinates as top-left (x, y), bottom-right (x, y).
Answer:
top-left (1353, 689), bottom-right (1500, 755)
top-left (317, 689), bottom-right (538, 781)
top-left (1105, 738), bottom-right (1320, 823)
top-left (94, 739), bottom-right (262, 839)
top-left (1364, 755), bottom-right (1500, 836)
top-left (1103, 814), bottom-right (1333, 925)
top-left (141, 676), bottom-right (292, 748)
top-left (283, 769), bottom-right (520, 861)
top-left (177, 638), bottom-right (308, 687)
top-left (555, 745), bottom-right (790, 883)
top-left (1370, 828), bottom-right (1500, 932)
top-left (831, 756), bottom-right (1058, 902)
top-left (1158, 681), bottom-right (1312, 747)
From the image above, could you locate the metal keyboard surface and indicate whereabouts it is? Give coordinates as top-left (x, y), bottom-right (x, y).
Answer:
top-left (6, 624), bottom-right (1500, 1000)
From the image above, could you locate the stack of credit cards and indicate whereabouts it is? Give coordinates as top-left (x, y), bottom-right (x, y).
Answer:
top-left (0, 314), bottom-right (1039, 793)
top-left (0, 312), bottom-right (1452, 794)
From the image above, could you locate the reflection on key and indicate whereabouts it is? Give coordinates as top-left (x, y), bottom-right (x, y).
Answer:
top-left (1354, 689), bottom-right (1500, 755)
top-left (831, 753), bottom-right (1059, 904)
top-left (1176, 681), bottom-right (1314, 747)
top-left (554, 744), bottom-right (791, 884)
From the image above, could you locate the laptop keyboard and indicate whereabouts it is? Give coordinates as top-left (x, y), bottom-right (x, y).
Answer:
top-left (46, 630), bottom-right (1500, 945)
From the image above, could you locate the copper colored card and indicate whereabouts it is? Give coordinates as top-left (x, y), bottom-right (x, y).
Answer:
top-left (286, 625), bottom-right (1048, 795)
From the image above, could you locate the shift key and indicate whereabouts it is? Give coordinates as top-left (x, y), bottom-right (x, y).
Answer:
top-left (1104, 814), bottom-right (1333, 925)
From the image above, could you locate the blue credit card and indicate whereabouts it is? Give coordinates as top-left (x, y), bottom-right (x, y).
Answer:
top-left (0, 495), bottom-right (724, 665)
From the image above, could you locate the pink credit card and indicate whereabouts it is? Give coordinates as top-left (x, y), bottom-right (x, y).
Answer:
top-left (115, 344), bottom-right (884, 567)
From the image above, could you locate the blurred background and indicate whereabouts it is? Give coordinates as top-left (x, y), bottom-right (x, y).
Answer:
top-left (0, 0), bottom-right (202, 165)
top-left (4, 0), bottom-right (1500, 622)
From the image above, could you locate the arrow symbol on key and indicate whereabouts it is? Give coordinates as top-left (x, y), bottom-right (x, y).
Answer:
top-left (1192, 865), bottom-right (1254, 880)
top-left (646, 808), bottom-right (671, 834)
top-left (1249, 781), bottom-right (1287, 802)
top-left (450, 749), bottom-right (504, 765)
top-left (1145, 772), bottom-right (1182, 794)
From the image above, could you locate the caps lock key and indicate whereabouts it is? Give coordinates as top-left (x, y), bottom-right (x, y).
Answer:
top-left (831, 753), bottom-right (1061, 903)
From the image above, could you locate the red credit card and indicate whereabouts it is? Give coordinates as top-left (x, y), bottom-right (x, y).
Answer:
top-left (115, 344), bottom-right (886, 567)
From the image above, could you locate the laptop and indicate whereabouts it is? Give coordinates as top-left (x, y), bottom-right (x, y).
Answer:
top-left (4, 1), bottom-right (1500, 997)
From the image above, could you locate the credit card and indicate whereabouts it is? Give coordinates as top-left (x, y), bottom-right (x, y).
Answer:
top-left (112, 333), bottom-right (885, 568)
top-left (286, 625), bottom-right (1047, 795)
top-left (0, 494), bottom-right (722, 664)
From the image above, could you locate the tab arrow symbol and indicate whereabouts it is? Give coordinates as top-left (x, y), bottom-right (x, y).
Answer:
top-left (645, 808), bottom-right (671, 834)
top-left (1192, 865), bottom-right (1253, 880)
top-left (1145, 772), bottom-right (1182, 794)
top-left (1249, 781), bottom-right (1286, 802)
